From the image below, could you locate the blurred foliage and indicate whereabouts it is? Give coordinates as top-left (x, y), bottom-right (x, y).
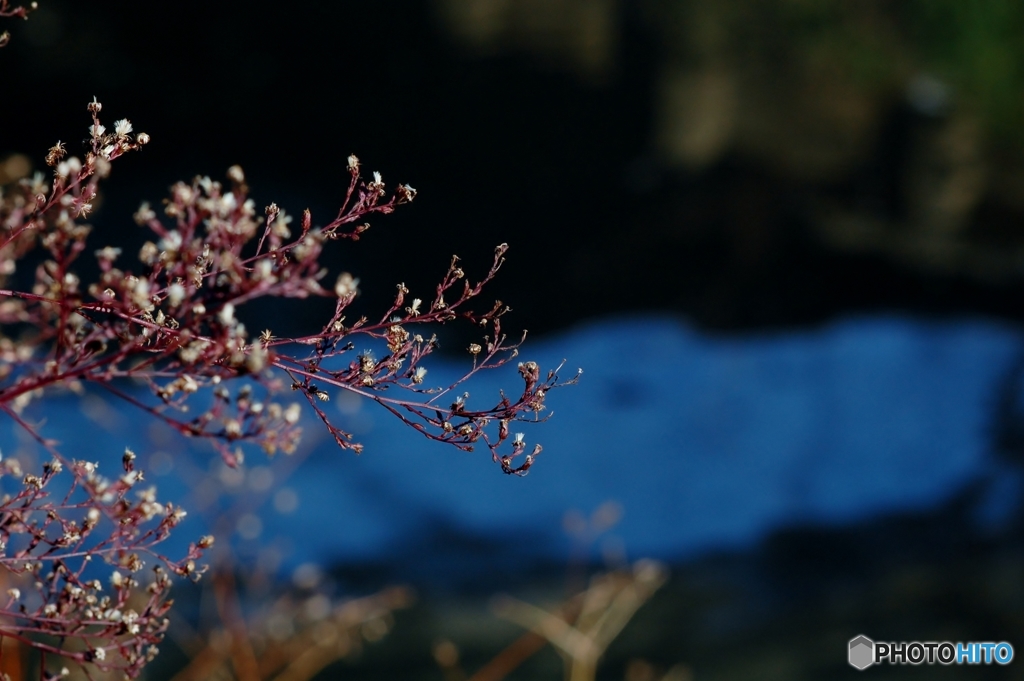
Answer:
top-left (905, 1), bottom-right (1023, 138)
top-left (758, 0), bottom-right (1024, 145)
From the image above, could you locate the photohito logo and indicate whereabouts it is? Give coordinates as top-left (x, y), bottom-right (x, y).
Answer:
top-left (848, 635), bottom-right (1014, 669)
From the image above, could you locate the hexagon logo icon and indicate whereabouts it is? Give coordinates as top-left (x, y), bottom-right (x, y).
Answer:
top-left (849, 635), bottom-right (874, 670)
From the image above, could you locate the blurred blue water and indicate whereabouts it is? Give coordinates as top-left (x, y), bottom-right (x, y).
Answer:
top-left (4, 314), bottom-right (1022, 581)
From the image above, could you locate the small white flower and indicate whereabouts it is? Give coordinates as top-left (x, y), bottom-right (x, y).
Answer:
top-left (247, 344), bottom-right (268, 373)
top-left (372, 171), bottom-right (382, 185)
top-left (225, 419), bottom-right (242, 437)
top-left (113, 118), bottom-right (133, 137)
top-left (138, 241), bottom-right (159, 265)
top-left (514, 432), bottom-right (525, 445)
top-left (94, 647), bottom-right (106, 661)
top-left (283, 403), bottom-right (301, 425)
top-left (167, 282), bottom-right (186, 307)
top-left (218, 303), bottom-right (236, 326)
top-left (140, 500), bottom-right (164, 520)
top-left (334, 272), bottom-right (359, 298)
top-left (254, 258), bottom-right (275, 282)
top-left (270, 208), bottom-right (293, 238)
top-left (412, 366), bottom-right (427, 384)
top-left (94, 156), bottom-right (111, 178)
top-left (129, 278), bottom-right (152, 310)
top-left (158, 230), bottom-right (183, 253)
top-left (94, 246), bottom-right (122, 262)
top-left (218, 192), bottom-right (237, 216)
top-left (89, 123), bottom-right (106, 138)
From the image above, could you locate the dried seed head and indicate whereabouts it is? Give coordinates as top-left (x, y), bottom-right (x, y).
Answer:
top-left (45, 141), bottom-right (66, 167)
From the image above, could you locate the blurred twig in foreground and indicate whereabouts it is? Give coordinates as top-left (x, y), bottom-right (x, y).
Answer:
top-left (169, 578), bottom-right (414, 681)
top-left (436, 559), bottom-right (669, 681)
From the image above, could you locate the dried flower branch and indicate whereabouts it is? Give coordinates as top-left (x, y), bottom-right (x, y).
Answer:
top-left (0, 433), bottom-right (207, 677)
top-left (0, 96), bottom-right (575, 675)
top-left (1, 100), bottom-right (578, 474)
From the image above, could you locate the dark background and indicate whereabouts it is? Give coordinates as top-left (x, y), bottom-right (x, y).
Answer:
top-left (5, 0), bottom-right (1024, 336)
top-left (4, 2), bottom-right (1024, 679)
